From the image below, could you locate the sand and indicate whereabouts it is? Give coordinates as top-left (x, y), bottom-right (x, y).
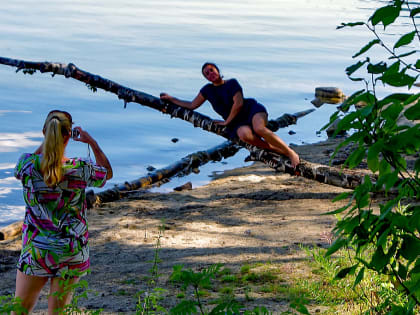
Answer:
top-left (0, 139), bottom-right (357, 314)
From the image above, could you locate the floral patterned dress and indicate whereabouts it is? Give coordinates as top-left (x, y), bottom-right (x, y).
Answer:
top-left (14, 153), bottom-right (107, 277)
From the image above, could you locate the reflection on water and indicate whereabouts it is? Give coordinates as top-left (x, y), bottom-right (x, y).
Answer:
top-left (0, 132), bottom-right (42, 153)
top-left (0, 0), bottom-right (385, 226)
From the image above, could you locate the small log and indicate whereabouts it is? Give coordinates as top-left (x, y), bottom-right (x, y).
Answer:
top-left (0, 221), bottom-right (23, 241)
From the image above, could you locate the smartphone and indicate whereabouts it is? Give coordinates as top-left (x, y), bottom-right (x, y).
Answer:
top-left (72, 128), bottom-right (80, 139)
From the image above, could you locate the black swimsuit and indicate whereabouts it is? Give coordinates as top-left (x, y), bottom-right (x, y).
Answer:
top-left (200, 78), bottom-right (268, 138)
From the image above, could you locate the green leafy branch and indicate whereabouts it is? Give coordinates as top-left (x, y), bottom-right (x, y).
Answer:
top-left (325, 0), bottom-right (420, 313)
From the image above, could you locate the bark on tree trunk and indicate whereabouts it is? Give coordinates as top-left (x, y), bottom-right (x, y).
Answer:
top-left (0, 56), bottom-right (376, 191)
top-left (0, 56), bottom-right (308, 162)
top-left (89, 146), bottom-right (377, 207)
top-left (86, 108), bottom-right (315, 206)
top-left (87, 140), bottom-right (241, 206)
top-left (245, 149), bottom-right (377, 188)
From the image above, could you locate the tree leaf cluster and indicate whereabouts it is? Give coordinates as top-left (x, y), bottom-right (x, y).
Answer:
top-left (326, 0), bottom-right (420, 312)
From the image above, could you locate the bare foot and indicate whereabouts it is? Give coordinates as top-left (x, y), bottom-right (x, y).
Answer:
top-left (288, 149), bottom-right (300, 168)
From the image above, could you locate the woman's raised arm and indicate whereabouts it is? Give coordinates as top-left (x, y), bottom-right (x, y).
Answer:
top-left (73, 127), bottom-right (113, 180)
top-left (160, 92), bottom-right (206, 110)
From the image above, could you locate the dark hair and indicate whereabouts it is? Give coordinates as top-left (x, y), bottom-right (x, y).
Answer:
top-left (201, 62), bottom-right (221, 76)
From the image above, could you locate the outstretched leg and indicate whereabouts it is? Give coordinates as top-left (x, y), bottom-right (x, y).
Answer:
top-left (251, 112), bottom-right (300, 167)
top-left (237, 125), bottom-right (272, 151)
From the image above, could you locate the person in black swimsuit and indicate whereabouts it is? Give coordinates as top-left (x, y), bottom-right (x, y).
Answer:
top-left (160, 62), bottom-right (300, 168)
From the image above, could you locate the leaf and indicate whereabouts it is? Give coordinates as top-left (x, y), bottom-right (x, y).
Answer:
top-left (337, 21), bottom-right (365, 29)
top-left (385, 171), bottom-right (400, 191)
top-left (367, 61), bottom-right (387, 74)
top-left (389, 50), bottom-right (417, 59)
top-left (380, 72), bottom-right (418, 88)
top-left (370, 5), bottom-right (401, 28)
top-left (380, 93), bottom-right (412, 104)
top-left (359, 104), bottom-right (374, 118)
top-left (400, 235), bottom-right (420, 262)
top-left (346, 146), bottom-right (366, 169)
top-left (379, 158), bottom-right (391, 176)
top-left (170, 300), bottom-right (198, 315)
top-left (349, 77), bottom-right (365, 82)
top-left (394, 31), bottom-right (416, 49)
top-left (289, 298), bottom-right (311, 315)
top-left (392, 213), bottom-right (409, 230)
top-left (397, 262), bottom-right (408, 280)
top-left (390, 127), bottom-right (420, 153)
top-left (326, 238), bottom-right (347, 257)
top-left (341, 215), bottom-right (362, 234)
top-left (381, 103), bottom-right (404, 122)
top-left (169, 264), bottom-right (185, 282)
top-left (332, 192), bottom-right (351, 202)
top-left (410, 7), bottom-right (420, 17)
top-left (404, 102), bottom-right (420, 120)
top-left (379, 199), bottom-right (397, 220)
top-left (367, 140), bottom-right (383, 172)
top-left (209, 300), bottom-right (243, 315)
top-left (385, 60), bottom-right (401, 75)
top-left (415, 158), bottom-right (420, 174)
top-left (341, 89), bottom-right (366, 107)
top-left (324, 205), bottom-right (350, 216)
top-left (409, 259), bottom-right (420, 275)
top-left (353, 267), bottom-right (365, 288)
top-left (346, 59), bottom-right (369, 76)
top-left (335, 265), bottom-right (357, 279)
top-left (353, 39), bottom-right (381, 58)
top-left (403, 93), bottom-right (420, 106)
top-left (377, 227), bottom-right (390, 248)
top-left (336, 112), bottom-right (359, 135)
top-left (370, 246), bottom-right (388, 271)
top-left (415, 59), bottom-right (420, 69)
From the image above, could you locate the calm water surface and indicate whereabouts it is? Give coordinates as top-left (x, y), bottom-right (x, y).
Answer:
top-left (0, 0), bottom-right (386, 227)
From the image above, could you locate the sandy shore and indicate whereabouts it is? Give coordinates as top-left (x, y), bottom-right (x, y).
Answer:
top-left (0, 138), bottom-right (355, 314)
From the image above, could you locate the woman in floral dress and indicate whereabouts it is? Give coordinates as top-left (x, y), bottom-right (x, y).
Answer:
top-left (13, 110), bottom-right (112, 314)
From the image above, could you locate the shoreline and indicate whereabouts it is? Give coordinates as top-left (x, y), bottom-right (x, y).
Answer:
top-left (0, 137), bottom-right (352, 314)
top-left (0, 135), bottom-right (333, 230)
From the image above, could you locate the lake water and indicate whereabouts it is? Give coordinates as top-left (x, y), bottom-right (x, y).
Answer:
top-left (0, 0), bottom-right (391, 227)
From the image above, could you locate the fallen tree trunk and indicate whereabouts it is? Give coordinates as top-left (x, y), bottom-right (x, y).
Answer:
top-left (0, 56), bottom-right (302, 138)
top-left (89, 146), bottom-right (377, 207)
top-left (1, 56), bottom-right (376, 190)
top-left (87, 109), bottom-right (316, 206)
top-left (245, 148), bottom-right (377, 189)
top-left (0, 56), bottom-right (310, 170)
top-left (0, 221), bottom-right (23, 241)
top-left (87, 140), bottom-right (240, 207)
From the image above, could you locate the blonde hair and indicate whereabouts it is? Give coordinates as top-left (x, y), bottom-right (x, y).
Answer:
top-left (40, 111), bottom-right (72, 187)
